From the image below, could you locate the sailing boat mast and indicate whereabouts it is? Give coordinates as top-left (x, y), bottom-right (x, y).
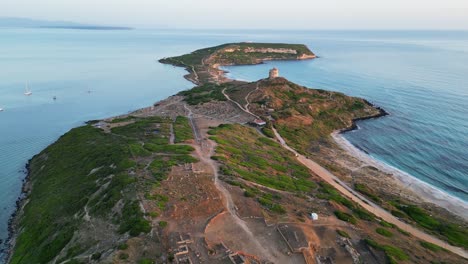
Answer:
top-left (24, 82), bottom-right (32, 96)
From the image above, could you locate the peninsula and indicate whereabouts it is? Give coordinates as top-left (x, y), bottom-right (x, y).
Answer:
top-left (7, 43), bottom-right (467, 264)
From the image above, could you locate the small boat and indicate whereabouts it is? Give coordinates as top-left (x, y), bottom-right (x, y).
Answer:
top-left (0, 108), bottom-right (3, 112)
top-left (24, 83), bottom-right (32, 96)
top-left (53, 96), bottom-right (57, 100)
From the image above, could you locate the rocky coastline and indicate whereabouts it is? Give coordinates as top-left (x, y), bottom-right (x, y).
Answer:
top-left (339, 99), bottom-right (389, 134)
top-left (4, 159), bottom-right (33, 263)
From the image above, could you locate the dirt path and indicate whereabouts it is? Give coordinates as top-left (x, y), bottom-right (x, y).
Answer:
top-left (222, 87), bottom-right (260, 119)
top-left (184, 104), bottom-right (276, 262)
top-left (244, 83), bottom-right (260, 111)
top-left (271, 127), bottom-right (468, 259)
top-left (220, 86), bottom-right (467, 258)
top-left (169, 124), bottom-right (175, 144)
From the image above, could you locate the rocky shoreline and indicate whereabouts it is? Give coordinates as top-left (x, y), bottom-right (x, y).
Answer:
top-left (339, 99), bottom-right (389, 134)
top-left (3, 159), bottom-right (33, 263)
top-left (7, 43), bottom-right (467, 262)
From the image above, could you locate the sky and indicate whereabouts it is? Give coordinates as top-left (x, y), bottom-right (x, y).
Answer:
top-left (2, 0), bottom-right (468, 30)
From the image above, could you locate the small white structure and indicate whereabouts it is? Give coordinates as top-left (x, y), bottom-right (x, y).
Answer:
top-left (310, 213), bottom-right (319, 221)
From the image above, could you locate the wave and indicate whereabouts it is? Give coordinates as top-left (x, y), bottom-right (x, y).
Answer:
top-left (332, 131), bottom-right (468, 221)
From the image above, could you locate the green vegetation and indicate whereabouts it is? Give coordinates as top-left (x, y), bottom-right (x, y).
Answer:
top-left (318, 182), bottom-right (373, 221)
top-left (213, 43), bottom-right (314, 65)
top-left (160, 42), bottom-right (314, 69)
top-left (178, 83), bottom-right (228, 105)
top-left (139, 259), bottom-right (155, 264)
top-left (318, 182), bottom-right (353, 207)
top-left (149, 154), bottom-right (197, 182)
top-left (144, 144), bottom-right (194, 154)
top-left (118, 243), bottom-right (129, 250)
top-left (111, 115), bottom-right (136, 123)
top-left (336, 230), bottom-right (351, 238)
top-left (395, 203), bottom-right (468, 248)
top-left (379, 220), bottom-right (396, 228)
top-left (249, 78), bottom-right (379, 155)
top-left (244, 190), bottom-right (255, 197)
top-left (118, 200), bottom-right (151, 236)
top-left (11, 115), bottom-right (198, 263)
top-left (258, 195), bottom-right (286, 214)
top-left (91, 252), bottom-right (102, 260)
top-left (334, 211), bottom-right (357, 225)
top-left (173, 116), bottom-right (193, 143)
top-left (397, 228), bottom-right (411, 236)
top-left (159, 221), bottom-right (168, 228)
top-left (261, 126), bottom-right (275, 138)
top-left (376, 228), bottom-right (393, 237)
top-left (160, 44), bottom-right (231, 67)
top-left (365, 239), bottom-right (409, 263)
top-left (420, 241), bottom-right (446, 252)
top-left (209, 124), bottom-right (316, 193)
top-left (355, 183), bottom-right (381, 204)
top-left (10, 126), bottom-right (133, 264)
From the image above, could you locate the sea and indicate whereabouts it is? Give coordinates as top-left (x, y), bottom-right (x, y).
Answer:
top-left (0, 28), bottom-right (467, 261)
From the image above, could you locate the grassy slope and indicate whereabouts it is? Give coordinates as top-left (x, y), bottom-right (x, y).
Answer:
top-left (250, 78), bottom-right (380, 151)
top-left (247, 78), bottom-right (468, 249)
top-left (11, 116), bottom-right (195, 263)
top-left (210, 124), bottom-right (316, 193)
top-left (208, 123), bottom-right (465, 263)
top-left (11, 126), bottom-right (133, 263)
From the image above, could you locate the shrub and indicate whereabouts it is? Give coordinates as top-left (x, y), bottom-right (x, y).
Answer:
top-left (420, 241), bottom-right (446, 252)
top-left (353, 207), bottom-right (374, 221)
top-left (334, 211), bottom-right (357, 224)
top-left (119, 201), bottom-right (152, 236)
top-left (336, 230), bottom-right (351, 238)
top-left (244, 190), bottom-right (255, 197)
top-left (379, 220), bottom-right (396, 228)
top-left (376, 228), bottom-right (393, 237)
top-left (118, 243), bottom-right (129, 250)
top-left (138, 259), bottom-right (155, 264)
top-left (365, 239), bottom-right (409, 262)
top-left (258, 197), bottom-right (286, 214)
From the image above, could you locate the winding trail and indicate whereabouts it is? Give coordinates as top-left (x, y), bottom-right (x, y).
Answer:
top-left (184, 104), bottom-right (275, 262)
top-left (271, 127), bottom-right (468, 259)
top-left (222, 85), bottom-right (467, 258)
top-left (221, 87), bottom-right (260, 119)
top-left (244, 83), bottom-right (260, 111)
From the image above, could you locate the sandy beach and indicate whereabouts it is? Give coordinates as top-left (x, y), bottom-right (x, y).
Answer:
top-left (332, 131), bottom-right (468, 221)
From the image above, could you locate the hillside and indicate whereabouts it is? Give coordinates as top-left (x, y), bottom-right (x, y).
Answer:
top-left (8, 43), bottom-right (467, 264)
top-left (9, 116), bottom-right (196, 263)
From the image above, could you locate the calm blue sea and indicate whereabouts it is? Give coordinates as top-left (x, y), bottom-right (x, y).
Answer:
top-left (0, 28), bottom-right (467, 260)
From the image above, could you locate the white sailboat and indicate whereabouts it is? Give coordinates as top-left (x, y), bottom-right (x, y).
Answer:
top-left (24, 83), bottom-right (32, 96)
top-left (0, 107), bottom-right (3, 112)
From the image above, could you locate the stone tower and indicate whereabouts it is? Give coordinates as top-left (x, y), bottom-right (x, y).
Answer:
top-left (269, 68), bottom-right (279, 79)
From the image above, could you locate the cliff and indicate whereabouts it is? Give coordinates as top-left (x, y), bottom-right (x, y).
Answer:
top-left (159, 42), bottom-right (316, 84)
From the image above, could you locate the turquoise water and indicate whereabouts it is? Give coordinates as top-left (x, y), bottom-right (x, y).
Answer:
top-left (0, 29), bottom-right (467, 260)
top-left (222, 31), bottom-right (468, 204)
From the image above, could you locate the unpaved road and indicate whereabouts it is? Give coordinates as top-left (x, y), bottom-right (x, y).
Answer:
top-left (271, 127), bottom-right (468, 259)
top-left (184, 104), bottom-right (276, 262)
top-left (233, 88), bottom-right (467, 259)
top-left (222, 87), bottom-right (260, 119)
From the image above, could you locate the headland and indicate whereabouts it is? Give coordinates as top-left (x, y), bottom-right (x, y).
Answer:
top-left (7, 42), bottom-right (467, 264)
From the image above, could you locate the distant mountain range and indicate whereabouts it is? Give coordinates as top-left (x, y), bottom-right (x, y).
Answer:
top-left (0, 17), bottom-right (132, 30)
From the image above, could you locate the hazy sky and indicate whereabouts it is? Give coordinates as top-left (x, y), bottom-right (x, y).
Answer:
top-left (2, 0), bottom-right (468, 29)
